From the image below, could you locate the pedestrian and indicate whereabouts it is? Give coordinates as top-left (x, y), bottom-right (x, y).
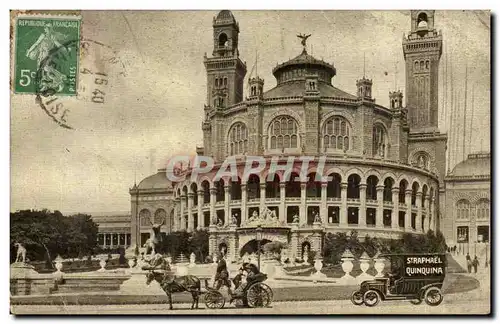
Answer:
top-left (472, 256), bottom-right (479, 274)
top-left (466, 253), bottom-right (472, 273)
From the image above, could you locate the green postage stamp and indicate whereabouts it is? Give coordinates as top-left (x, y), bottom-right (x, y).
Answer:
top-left (14, 16), bottom-right (81, 95)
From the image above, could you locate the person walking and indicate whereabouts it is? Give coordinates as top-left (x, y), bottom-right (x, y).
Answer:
top-left (466, 253), bottom-right (472, 273)
top-left (472, 256), bottom-right (479, 274)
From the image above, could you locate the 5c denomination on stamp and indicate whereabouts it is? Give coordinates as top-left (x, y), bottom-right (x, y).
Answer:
top-left (14, 15), bottom-right (81, 95)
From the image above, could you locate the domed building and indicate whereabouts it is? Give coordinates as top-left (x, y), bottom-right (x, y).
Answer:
top-left (444, 152), bottom-right (491, 247)
top-left (128, 10), bottom-right (454, 261)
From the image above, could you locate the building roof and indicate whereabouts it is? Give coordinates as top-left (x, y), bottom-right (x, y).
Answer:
top-left (214, 10), bottom-right (236, 25)
top-left (449, 152), bottom-right (490, 177)
top-left (272, 49), bottom-right (336, 77)
top-left (263, 80), bottom-right (357, 100)
top-left (137, 169), bottom-right (172, 190)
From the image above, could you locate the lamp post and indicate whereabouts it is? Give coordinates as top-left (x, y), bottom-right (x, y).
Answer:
top-left (256, 225), bottom-right (263, 271)
top-left (485, 242), bottom-right (489, 268)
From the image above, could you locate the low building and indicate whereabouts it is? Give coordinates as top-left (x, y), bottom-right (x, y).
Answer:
top-left (444, 152), bottom-right (491, 249)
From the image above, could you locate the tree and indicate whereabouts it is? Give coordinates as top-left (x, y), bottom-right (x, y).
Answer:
top-left (10, 210), bottom-right (99, 264)
top-left (162, 230), bottom-right (191, 258)
top-left (188, 229), bottom-right (209, 262)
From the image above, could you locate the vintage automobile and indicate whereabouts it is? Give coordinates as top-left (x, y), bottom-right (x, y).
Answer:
top-left (351, 253), bottom-right (446, 307)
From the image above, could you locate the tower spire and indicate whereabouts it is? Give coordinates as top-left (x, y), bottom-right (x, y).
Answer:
top-left (462, 63), bottom-right (468, 161)
top-left (363, 52), bottom-right (366, 78)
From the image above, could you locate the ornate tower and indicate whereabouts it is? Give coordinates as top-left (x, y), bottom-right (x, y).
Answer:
top-left (389, 90), bottom-right (404, 109)
top-left (248, 76), bottom-right (264, 99)
top-left (204, 10), bottom-right (247, 109)
top-left (356, 77), bottom-right (373, 100)
top-left (402, 10), bottom-right (443, 131)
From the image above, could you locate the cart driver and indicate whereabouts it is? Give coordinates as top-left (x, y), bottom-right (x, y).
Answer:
top-left (230, 262), bottom-right (260, 301)
top-left (385, 257), bottom-right (403, 291)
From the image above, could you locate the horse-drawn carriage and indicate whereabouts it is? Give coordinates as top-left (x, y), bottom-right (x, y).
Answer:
top-left (204, 272), bottom-right (273, 309)
top-left (351, 253), bottom-right (446, 307)
top-left (144, 262), bottom-right (273, 310)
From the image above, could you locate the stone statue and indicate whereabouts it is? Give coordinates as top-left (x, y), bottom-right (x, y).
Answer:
top-left (14, 243), bottom-right (27, 263)
top-left (250, 210), bottom-right (259, 222)
top-left (145, 217), bottom-right (165, 256)
top-left (292, 214), bottom-right (300, 224)
top-left (190, 252), bottom-right (196, 265)
top-left (314, 212), bottom-right (322, 223)
top-left (231, 214), bottom-right (237, 225)
top-left (217, 218), bottom-right (223, 227)
top-left (296, 33), bottom-right (311, 48)
top-left (269, 210), bottom-right (277, 220)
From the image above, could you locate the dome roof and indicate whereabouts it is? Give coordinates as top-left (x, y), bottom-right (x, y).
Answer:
top-left (272, 49), bottom-right (336, 79)
top-left (450, 152), bottom-right (490, 177)
top-left (215, 10), bottom-right (236, 24)
top-left (137, 169), bottom-right (172, 190)
top-left (263, 80), bottom-right (357, 100)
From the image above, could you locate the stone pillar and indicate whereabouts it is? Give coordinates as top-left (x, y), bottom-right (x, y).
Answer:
top-left (187, 192), bottom-right (194, 231)
top-left (224, 185), bottom-right (230, 225)
top-left (241, 184), bottom-right (247, 224)
top-left (180, 195), bottom-right (186, 230)
top-left (130, 194), bottom-right (139, 247)
top-left (290, 227), bottom-right (299, 261)
top-left (416, 192), bottom-right (423, 233)
top-left (103, 233), bottom-right (108, 248)
top-left (210, 188), bottom-right (217, 225)
top-left (259, 183), bottom-right (266, 213)
top-left (209, 225), bottom-right (217, 256)
top-left (424, 195), bottom-right (430, 233)
top-left (391, 188), bottom-right (399, 229)
top-left (430, 197), bottom-right (436, 231)
top-left (197, 190), bottom-right (203, 229)
top-left (359, 183), bottom-right (367, 227)
top-left (376, 185), bottom-right (384, 228)
top-left (300, 182), bottom-right (307, 225)
top-left (340, 182), bottom-right (348, 226)
top-left (280, 182), bottom-right (286, 223)
top-left (172, 198), bottom-right (181, 231)
top-left (320, 182), bottom-right (327, 223)
top-left (405, 189), bottom-right (412, 231)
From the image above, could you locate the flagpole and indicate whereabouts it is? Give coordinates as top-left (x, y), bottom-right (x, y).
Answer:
top-left (462, 64), bottom-right (468, 161)
top-left (469, 85), bottom-right (475, 155)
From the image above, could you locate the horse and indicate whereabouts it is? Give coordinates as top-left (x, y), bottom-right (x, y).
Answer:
top-left (145, 271), bottom-right (202, 310)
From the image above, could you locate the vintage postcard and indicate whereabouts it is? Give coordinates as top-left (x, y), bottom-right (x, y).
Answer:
top-left (9, 10), bottom-right (491, 315)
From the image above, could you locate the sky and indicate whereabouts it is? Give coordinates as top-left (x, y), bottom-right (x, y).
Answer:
top-left (10, 10), bottom-right (490, 214)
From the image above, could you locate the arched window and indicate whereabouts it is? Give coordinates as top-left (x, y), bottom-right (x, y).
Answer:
top-left (228, 122), bottom-right (248, 155)
top-left (372, 124), bottom-right (386, 157)
top-left (456, 199), bottom-right (470, 220)
top-left (476, 198), bottom-right (490, 220)
top-left (417, 12), bottom-right (428, 28)
top-left (323, 116), bottom-right (351, 151)
top-left (139, 209), bottom-right (151, 226)
top-left (218, 33), bottom-right (228, 47)
top-left (154, 209), bottom-right (166, 224)
top-left (269, 116), bottom-right (299, 150)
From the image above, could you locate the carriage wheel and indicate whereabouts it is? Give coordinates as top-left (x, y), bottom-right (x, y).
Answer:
top-left (363, 290), bottom-right (381, 307)
top-left (259, 283), bottom-right (274, 303)
top-left (351, 290), bottom-right (364, 306)
top-left (247, 283), bottom-right (271, 308)
top-left (424, 287), bottom-right (443, 306)
top-left (204, 291), bottom-right (225, 309)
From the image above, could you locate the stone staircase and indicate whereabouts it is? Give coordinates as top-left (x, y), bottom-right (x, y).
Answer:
top-left (54, 276), bottom-right (129, 294)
